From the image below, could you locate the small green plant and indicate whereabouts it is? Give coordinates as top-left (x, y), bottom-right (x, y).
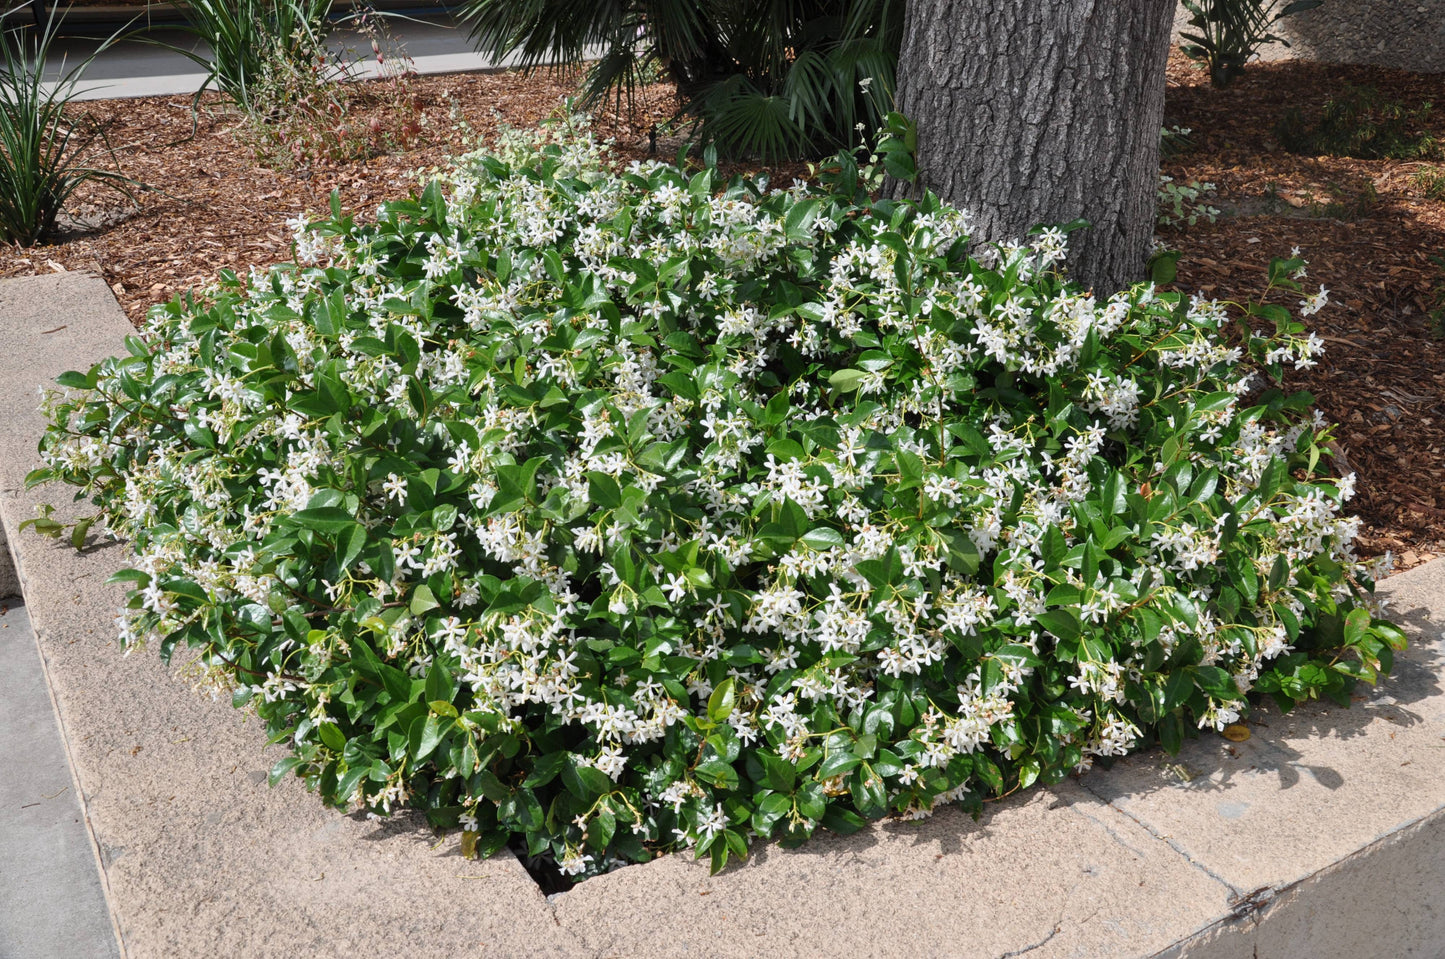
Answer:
top-left (168, 0), bottom-right (334, 111)
top-left (29, 119), bottom-right (1404, 882)
top-left (1180, 0), bottom-right (1322, 88)
top-left (1161, 125), bottom-right (1197, 160)
top-left (235, 9), bottom-right (423, 169)
top-left (1411, 165), bottom-right (1445, 200)
top-left (0, 8), bottom-right (137, 245)
top-left (1157, 175), bottom-right (1220, 227)
top-left (1277, 85), bottom-right (1439, 160)
top-left (1307, 181), bottom-right (1377, 221)
top-left (1428, 254), bottom-right (1445, 340)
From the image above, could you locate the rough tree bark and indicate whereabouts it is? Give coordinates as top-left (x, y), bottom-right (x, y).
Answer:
top-left (893, 1), bottom-right (1175, 295)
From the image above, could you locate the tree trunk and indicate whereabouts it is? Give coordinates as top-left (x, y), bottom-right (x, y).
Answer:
top-left (892, 1), bottom-right (1174, 295)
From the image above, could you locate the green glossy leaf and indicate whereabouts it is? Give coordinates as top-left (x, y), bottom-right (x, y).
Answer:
top-left (410, 585), bottom-right (441, 616)
top-left (707, 678), bottom-right (737, 724)
top-left (292, 507), bottom-right (356, 534)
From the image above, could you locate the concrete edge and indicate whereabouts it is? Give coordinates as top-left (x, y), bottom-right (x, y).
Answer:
top-left (0, 519), bottom-right (20, 599)
top-left (3, 270), bottom-right (1444, 958)
top-left (12, 593), bottom-right (129, 959)
top-left (1156, 796), bottom-right (1445, 955)
top-left (0, 284), bottom-right (131, 959)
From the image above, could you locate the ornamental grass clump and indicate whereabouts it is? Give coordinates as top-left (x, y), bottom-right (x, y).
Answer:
top-left (31, 119), bottom-right (1405, 880)
top-left (170, 0), bottom-right (334, 111)
top-left (0, 11), bottom-right (136, 245)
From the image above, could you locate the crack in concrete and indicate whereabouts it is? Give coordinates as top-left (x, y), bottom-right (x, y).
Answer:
top-left (991, 880), bottom-right (1082, 959)
top-left (1074, 777), bottom-right (1241, 898)
top-left (1068, 804), bottom-right (1153, 861)
top-left (1147, 800), bottom-right (1445, 955)
top-left (993, 922), bottom-right (1061, 958)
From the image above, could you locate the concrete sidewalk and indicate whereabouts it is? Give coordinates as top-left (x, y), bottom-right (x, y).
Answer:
top-left (0, 600), bottom-right (120, 959)
top-left (33, 13), bottom-right (544, 101)
top-left (1, 270), bottom-right (1444, 958)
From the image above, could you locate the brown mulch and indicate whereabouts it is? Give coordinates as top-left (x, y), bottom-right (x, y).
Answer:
top-left (2, 66), bottom-right (683, 315)
top-left (3, 49), bottom-right (1445, 565)
top-left (1159, 52), bottom-right (1445, 567)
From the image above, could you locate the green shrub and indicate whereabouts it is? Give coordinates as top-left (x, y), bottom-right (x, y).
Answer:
top-left (1277, 84), bottom-right (1439, 160)
top-left (458, 0), bottom-right (902, 161)
top-left (30, 119), bottom-right (1404, 880)
top-left (169, 0), bottom-right (334, 111)
top-left (1413, 165), bottom-right (1445, 201)
top-left (161, 1), bottom-right (424, 169)
top-left (1428, 254), bottom-right (1445, 340)
top-left (1180, 0), bottom-right (1321, 88)
top-left (0, 11), bottom-right (136, 245)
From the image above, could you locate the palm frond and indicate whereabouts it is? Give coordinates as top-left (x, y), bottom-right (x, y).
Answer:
top-left (577, 20), bottom-right (651, 113)
top-left (458, 0), bottom-right (903, 161)
top-left (459, 0), bottom-right (630, 73)
top-left (691, 75), bottom-right (807, 160)
top-left (780, 49), bottom-right (833, 131)
top-left (827, 37), bottom-right (896, 131)
top-left (640, 0), bottom-right (710, 67)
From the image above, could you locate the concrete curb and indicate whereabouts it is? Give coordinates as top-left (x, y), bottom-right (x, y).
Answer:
top-left (0, 600), bottom-right (121, 959)
top-left (0, 521), bottom-right (22, 599)
top-left (2, 271), bottom-right (1443, 958)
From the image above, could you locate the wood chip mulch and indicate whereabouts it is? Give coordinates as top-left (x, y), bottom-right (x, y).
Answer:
top-left (4, 48), bottom-right (1445, 566)
top-left (0, 65), bottom-right (681, 309)
top-left (1159, 52), bottom-right (1445, 568)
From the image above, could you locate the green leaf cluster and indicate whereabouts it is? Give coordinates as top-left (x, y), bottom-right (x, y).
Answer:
top-left (458, 0), bottom-right (903, 160)
top-left (29, 119), bottom-right (1402, 882)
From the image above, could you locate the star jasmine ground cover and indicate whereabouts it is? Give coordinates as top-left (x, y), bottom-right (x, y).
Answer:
top-left (26, 119), bottom-right (1406, 881)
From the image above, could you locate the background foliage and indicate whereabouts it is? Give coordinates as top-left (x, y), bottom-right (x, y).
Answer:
top-left (0, 10), bottom-right (134, 245)
top-left (1180, 0), bottom-right (1322, 88)
top-left (459, 0), bottom-right (902, 160)
top-left (1276, 83), bottom-right (1440, 160)
top-left (170, 0), bottom-right (335, 111)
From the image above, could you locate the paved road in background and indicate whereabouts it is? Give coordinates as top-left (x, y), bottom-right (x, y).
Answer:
top-left (33, 12), bottom-right (531, 100)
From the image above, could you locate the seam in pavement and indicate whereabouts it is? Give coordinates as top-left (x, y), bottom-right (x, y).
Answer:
top-left (1143, 794), bottom-right (1445, 956)
top-left (16, 585), bottom-right (130, 959)
top-left (1064, 803), bottom-right (1154, 862)
top-left (1074, 777), bottom-right (1242, 898)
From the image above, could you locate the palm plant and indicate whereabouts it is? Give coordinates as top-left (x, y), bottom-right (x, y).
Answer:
top-left (1180, 0), bottom-right (1323, 88)
top-left (0, 5), bottom-right (136, 246)
top-left (459, 0), bottom-right (904, 161)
